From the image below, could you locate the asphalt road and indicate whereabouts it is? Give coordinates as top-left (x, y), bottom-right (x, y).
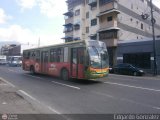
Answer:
top-left (0, 65), bottom-right (160, 114)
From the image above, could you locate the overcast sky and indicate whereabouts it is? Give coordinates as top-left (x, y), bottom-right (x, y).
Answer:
top-left (0, 0), bottom-right (160, 48)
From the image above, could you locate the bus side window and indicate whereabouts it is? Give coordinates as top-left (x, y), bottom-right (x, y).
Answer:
top-left (27, 52), bottom-right (30, 59)
top-left (50, 49), bottom-right (56, 62)
top-left (57, 48), bottom-right (64, 63)
top-left (31, 51), bottom-right (36, 59)
top-left (36, 50), bottom-right (40, 62)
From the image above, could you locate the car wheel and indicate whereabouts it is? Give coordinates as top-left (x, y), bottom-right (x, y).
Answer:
top-left (133, 72), bottom-right (137, 76)
top-left (61, 69), bottom-right (69, 81)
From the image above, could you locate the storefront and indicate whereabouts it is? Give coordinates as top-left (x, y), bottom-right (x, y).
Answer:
top-left (117, 39), bottom-right (160, 74)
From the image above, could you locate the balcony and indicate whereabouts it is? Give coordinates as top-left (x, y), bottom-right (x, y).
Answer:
top-left (63, 23), bottom-right (73, 27)
top-left (88, 0), bottom-right (97, 6)
top-left (97, 8), bottom-right (120, 17)
top-left (99, 0), bottom-right (119, 14)
top-left (98, 29), bottom-right (119, 47)
top-left (63, 11), bottom-right (74, 17)
top-left (102, 38), bottom-right (118, 47)
top-left (65, 17), bottom-right (73, 25)
top-left (99, 17), bottom-right (118, 31)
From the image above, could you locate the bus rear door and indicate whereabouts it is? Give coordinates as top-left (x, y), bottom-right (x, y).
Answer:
top-left (41, 51), bottom-right (49, 74)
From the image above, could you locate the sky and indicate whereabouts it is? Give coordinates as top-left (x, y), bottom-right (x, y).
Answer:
top-left (0, 0), bottom-right (160, 49)
top-left (0, 0), bottom-right (67, 49)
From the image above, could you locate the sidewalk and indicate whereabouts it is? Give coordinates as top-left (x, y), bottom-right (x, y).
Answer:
top-left (109, 73), bottom-right (160, 80)
top-left (0, 77), bottom-right (67, 120)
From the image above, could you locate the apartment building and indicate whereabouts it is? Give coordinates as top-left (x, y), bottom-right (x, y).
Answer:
top-left (1, 44), bottom-right (21, 56)
top-left (63, 0), bottom-right (160, 74)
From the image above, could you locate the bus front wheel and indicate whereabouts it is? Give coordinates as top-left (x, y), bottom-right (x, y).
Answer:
top-left (61, 69), bottom-right (69, 81)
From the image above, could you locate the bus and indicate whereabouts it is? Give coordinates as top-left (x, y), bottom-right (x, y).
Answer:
top-left (22, 40), bottom-right (109, 80)
top-left (0, 55), bottom-right (7, 65)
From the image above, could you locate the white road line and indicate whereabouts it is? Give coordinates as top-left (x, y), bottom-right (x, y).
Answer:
top-left (47, 106), bottom-right (61, 114)
top-left (8, 69), bottom-right (15, 72)
top-left (18, 90), bottom-right (62, 114)
top-left (18, 90), bottom-right (37, 101)
top-left (120, 98), bottom-right (160, 110)
top-left (23, 74), bottom-right (43, 80)
top-left (0, 84), bottom-right (8, 86)
top-left (0, 77), bottom-right (15, 87)
top-left (104, 81), bottom-right (160, 92)
top-left (94, 91), bottom-right (160, 110)
top-left (24, 74), bottom-right (80, 90)
top-left (51, 81), bottom-right (80, 90)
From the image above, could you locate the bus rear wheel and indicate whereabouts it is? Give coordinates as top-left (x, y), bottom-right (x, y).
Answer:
top-left (30, 66), bottom-right (35, 74)
top-left (61, 69), bottom-right (69, 81)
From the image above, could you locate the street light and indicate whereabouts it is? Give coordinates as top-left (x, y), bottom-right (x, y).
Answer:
top-left (150, 0), bottom-right (157, 76)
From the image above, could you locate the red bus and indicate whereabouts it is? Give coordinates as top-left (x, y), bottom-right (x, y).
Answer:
top-left (22, 40), bottom-right (109, 80)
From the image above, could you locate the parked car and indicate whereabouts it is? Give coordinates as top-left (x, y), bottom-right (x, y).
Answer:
top-left (111, 63), bottom-right (144, 76)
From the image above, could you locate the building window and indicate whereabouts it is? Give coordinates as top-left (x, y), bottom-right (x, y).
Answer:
top-left (136, 21), bottom-right (139, 25)
top-left (91, 18), bottom-right (97, 26)
top-left (99, 31), bottom-right (118, 39)
top-left (74, 24), bottom-right (80, 30)
top-left (86, 27), bottom-right (89, 33)
top-left (90, 35), bottom-right (97, 40)
top-left (86, 12), bottom-right (89, 19)
top-left (107, 16), bottom-right (113, 22)
top-left (99, 0), bottom-right (112, 6)
top-left (141, 23), bottom-right (143, 30)
top-left (131, 3), bottom-right (133, 9)
top-left (75, 9), bottom-right (80, 16)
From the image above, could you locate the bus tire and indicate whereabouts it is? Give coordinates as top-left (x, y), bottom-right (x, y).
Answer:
top-left (61, 69), bottom-right (69, 81)
top-left (30, 66), bottom-right (35, 74)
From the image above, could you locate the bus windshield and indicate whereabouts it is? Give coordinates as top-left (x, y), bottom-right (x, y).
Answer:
top-left (88, 46), bottom-right (109, 69)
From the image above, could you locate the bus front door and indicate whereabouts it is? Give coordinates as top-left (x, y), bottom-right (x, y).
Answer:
top-left (71, 48), bottom-right (84, 79)
top-left (41, 51), bottom-right (49, 74)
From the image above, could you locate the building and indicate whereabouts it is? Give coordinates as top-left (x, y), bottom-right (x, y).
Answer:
top-left (63, 0), bottom-right (160, 74)
top-left (1, 44), bottom-right (21, 56)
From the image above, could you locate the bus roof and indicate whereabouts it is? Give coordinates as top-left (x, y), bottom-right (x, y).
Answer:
top-left (23, 40), bottom-right (86, 51)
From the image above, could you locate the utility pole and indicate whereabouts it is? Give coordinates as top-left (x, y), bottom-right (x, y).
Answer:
top-left (38, 37), bottom-right (40, 48)
top-left (150, 0), bottom-right (157, 76)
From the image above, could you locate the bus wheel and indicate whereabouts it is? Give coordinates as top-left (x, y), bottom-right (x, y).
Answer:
top-left (61, 69), bottom-right (69, 81)
top-left (30, 66), bottom-right (35, 74)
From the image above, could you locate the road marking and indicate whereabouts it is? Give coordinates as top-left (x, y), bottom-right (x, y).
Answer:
top-left (51, 81), bottom-right (80, 90)
top-left (47, 106), bottom-right (61, 114)
top-left (94, 91), bottom-right (160, 110)
top-left (24, 74), bottom-right (80, 90)
top-left (109, 74), bottom-right (160, 81)
top-left (23, 74), bottom-right (43, 80)
top-left (18, 90), bottom-right (37, 101)
top-left (104, 81), bottom-right (160, 92)
top-left (18, 90), bottom-right (62, 114)
top-left (120, 98), bottom-right (160, 110)
top-left (0, 77), bottom-right (15, 87)
top-left (0, 84), bottom-right (8, 86)
top-left (8, 69), bottom-right (15, 72)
